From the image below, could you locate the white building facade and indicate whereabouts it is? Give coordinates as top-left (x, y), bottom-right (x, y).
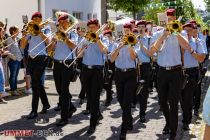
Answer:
top-left (0, 0), bottom-right (107, 29)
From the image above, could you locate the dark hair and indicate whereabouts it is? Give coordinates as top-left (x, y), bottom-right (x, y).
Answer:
top-left (9, 26), bottom-right (18, 35)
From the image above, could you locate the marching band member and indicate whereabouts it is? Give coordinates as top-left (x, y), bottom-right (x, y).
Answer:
top-left (135, 20), bottom-right (152, 123)
top-left (21, 12), bottom-right (50, 119)
top-left (48, 14), bottom-right (77, 126)
top-left (76, 25), bottom-right (90, 114)
top-left (77, 26), bottom-right (87, 105)
top-left (111, 23), bottom-right (137, 140)
top-left (78, 19), bottom-right (108, 134)
top-left (103, 29), bottom-right (116, 107)
top-left (191, 23), bottom-right (208, 117)
top-left (180, 23), bottom-right (206, 130)
top-left (147, 9), bottom-right (191, 139)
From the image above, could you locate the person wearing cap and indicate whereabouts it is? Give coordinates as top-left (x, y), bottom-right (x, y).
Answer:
top-left (48, 14), bottom-right (77, 126)
top-left (145, 9), bottom-right (191, 139)
top-left (76, 25), bottom-right (90, 114)
top-left (135, 20), bottom-right (153, 123)
top-left (191, 24), bottom-right (208, 117)
top-left (21, 12), bottom-right (50, 119)
top-left (103, 29), bottom-right (116, 107)
top-left (111, 23), bottom-right (137, 140)
top-left (77, 19), bottom-right (108, 134)
top-left (180, 23), bottom-right (206, 131)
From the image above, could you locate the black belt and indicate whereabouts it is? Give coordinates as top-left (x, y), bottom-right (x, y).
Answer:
top-left (83, 64), bottom-right (103, 70)
top-left (28, 55), bottom-right (47, 61)
top-left (141, 62), bottom-right (151, 65)
top-left (159, 65), bottom-right (182, 71)
top-left (116, 68), bottom-right (136, 72)
top-left (54, 59), bottom-right (73, 64)
top-left (185, 67), bottom-right (199, 71)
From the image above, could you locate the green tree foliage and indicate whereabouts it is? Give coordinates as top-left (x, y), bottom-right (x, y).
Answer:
top-left (109, 0), bottom-right (149, 19)
top-left (204, 0), bottom-right (210, 12)
top-left (144, 0), bottom-right (205, 27)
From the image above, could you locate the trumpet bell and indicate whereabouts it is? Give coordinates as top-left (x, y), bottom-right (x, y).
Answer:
top-left (85, 31), bottom-right (99, 43)
top-left (167, 20), bottom-right (182, 33)
top-left (55, 31), bottom-right (67, 42)
top-left (124, 33), bottom-right (137, 46)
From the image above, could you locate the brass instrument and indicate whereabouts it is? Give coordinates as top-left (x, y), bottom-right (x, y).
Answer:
top-left (84, 31), bottom-right (99, 43)
top-left (63, 23), bottom-right (108, 68)
top-left (84, 23), bottom-right (107, 43)
top-left (26, 18), bottom-right (52, 36)
top-left (123, 33), bottom-right (137, 46)
top-left (167, 20), bottom-right (182, 33)
top-left (29, 13), bottom-right (78, 59)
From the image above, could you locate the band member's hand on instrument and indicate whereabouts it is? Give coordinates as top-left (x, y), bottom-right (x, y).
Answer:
top-left (110, 40), bottom-right (128, 62)
top-left (48, 37), bottom-right (57, 52)
top-left (65, 37), bottom-right (76, 50)
top-left (96, 38), bottom-right (108, 54)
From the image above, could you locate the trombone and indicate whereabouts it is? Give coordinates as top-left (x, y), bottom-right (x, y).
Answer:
top-left (29, 13), bottom-right (78, 59)
top-left (0, 18), bottom-right (52, 50)
top-left (63, 23), bottom-right (108, 68)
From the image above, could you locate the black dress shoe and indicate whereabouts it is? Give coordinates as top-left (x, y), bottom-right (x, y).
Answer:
top-left (79, 99), bottom-right (84, 105)
top-left (162, 125), bottom-right (170, 134)
top-left (56, 119), bottom-right (68, 126)
top-left (83, 110), bottom-right (90, 115)
top-left (140, 116), bottom-right (146, 123)
top-left (87, 126), bottom-right (96, 134)
top-left (40, 105), bottom-right (50, 114)
top-left (169, 134), bottom-right (176, 140)
top-left (127, 123), bottom-right (133, 131)
top-left (27, 112), bottom-right (38, 120)
top-left (97, 115), bottom-right (103, 124)
top-left (119, 132), bottom-right (127, 140)
top-left (68, 108), bottom-right (77, 118)
top-left (183, 123), bottom-right (190, 131)
top-left (54, 104), bottom-right (61, 111)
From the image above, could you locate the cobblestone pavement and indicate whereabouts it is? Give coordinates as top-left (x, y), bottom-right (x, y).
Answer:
top-left (0, 60), bottom-right (209, 140)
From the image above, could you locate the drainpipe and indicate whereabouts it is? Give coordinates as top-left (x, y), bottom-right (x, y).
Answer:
top-left (38, 0), bottom-right (41, 12)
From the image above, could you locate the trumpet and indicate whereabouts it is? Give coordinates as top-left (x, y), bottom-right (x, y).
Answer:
top-left (123, 33), bottom-right (138, 46)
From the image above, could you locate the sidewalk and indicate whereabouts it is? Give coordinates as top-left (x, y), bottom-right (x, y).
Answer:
top-left (0, 59), bottom-right (209, 140)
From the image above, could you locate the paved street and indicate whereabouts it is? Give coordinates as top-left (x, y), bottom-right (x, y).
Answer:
top-left (0, 60), bottom-right (209, 140)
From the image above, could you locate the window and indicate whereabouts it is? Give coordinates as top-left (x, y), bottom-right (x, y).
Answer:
top-left (87, 13), bottom-right (97, 20)
top-left (72, 12), bottom-right (83, 20)
top-left (87, 13), bottom-right (92, 20)
top-left (93, 14), bottom-right (97, 19)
